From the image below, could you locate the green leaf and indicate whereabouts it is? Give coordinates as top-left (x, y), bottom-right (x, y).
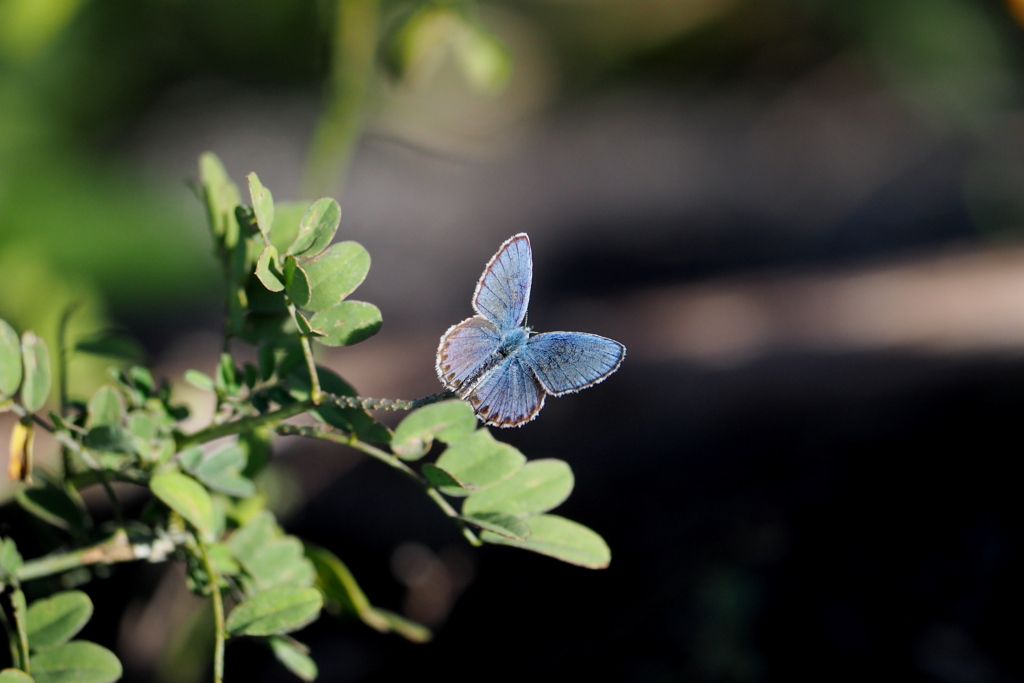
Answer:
top-left (481, 514), bottom-right (610, 568)
top-left (256, 245), bottom-right (285, 292)
top-left (248, 172), bottom-right (274, 242)
top-left (150, 472), bottom-right (217, 541)
top-left (434, 429), bottom-right (525, 494)
top-left (305, 545), bottom-right (373, 617)
top-left (301, 242), bottom-right (370, 312)
top-left (199, 152), bottom-right (241, 247)
top-left (288, 197), bottom-right (340, 257)
top-left (228, 512), bottom-right (316, 589)
top-left (305, 545), bottom-right (431, 643)
top-left (391, 401), bottom-right (476, 460)
top-left (309, 301), bottom-right (381, 347)
top-left (461, 512), bottom-right (531, 541)
top-left (290, 366), bottom-right (391, 445)
top-left (207, 542), bottom-right (241, 576)
top-left (15, 480), bottom-right (89, 536)
top-left (85, 386), bottom-right (125, 429)
top-left (0, 537), bottom-right (23, 579)
top-left (0, 668), bottom-right (34, 682)
top-left (192, 444), bottom-right (255, 498)
top-left (83, 426), bottom-right (135, 454)
top-left (215, 353), bottom-right (241, 396)
top-left (29, 641), bottom-right (122, 683)
top-left (0, 319), bottom-right (23, 399)
top-left (267, 201), bottom-right (308, 254)
top-left (183, 369), bottom-right (214, 392)
top-left (284, 256), bottom-right (311, 308)
top-left (225, 587), bottom-right (322, 637)
top-left (420, 463), bottom-right (467, 490)
top-left (268, 636), bottom-right (318, 682)
top-left (19, 332), bottom-right (51, 412)
top-left (463, 459), bottom-right (573, 518)
top-left (25, 591), bottom-right (93, 650)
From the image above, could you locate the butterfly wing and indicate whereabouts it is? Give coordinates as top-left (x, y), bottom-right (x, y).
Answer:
top-left (472, 233), bottom-right (532, 330)
top-left (436, 316), bottom-right (502, 393)
top-left (465, 353), bottom-right (546, 427)
top-left (523, 332), bottom-right (625, 396)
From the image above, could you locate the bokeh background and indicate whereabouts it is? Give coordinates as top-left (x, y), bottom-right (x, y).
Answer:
top-left (5, 0), bottom-right (1024, 680)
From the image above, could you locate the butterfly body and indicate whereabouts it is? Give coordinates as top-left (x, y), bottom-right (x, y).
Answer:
top-left (437, 233), bottom-right (625, 427)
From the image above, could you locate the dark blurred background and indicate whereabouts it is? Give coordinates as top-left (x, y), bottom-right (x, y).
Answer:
top-left (4, 0), bottom-right (1024, 680)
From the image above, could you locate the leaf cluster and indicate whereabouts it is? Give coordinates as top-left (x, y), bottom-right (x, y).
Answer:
top-left (0, 152), bottom-right (608, 682)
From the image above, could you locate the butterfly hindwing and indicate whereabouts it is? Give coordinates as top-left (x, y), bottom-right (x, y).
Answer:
top-left (467, 353), bottom-right (546, 427)
top-left (472, 233), bottom-right (532, 330)
top-left (436, 316), bottom-right (502, 392)
top-left (523, 332), bottom-right (626, 396)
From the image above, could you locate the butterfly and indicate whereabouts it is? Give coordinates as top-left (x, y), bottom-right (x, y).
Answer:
top-left (436, 233), bottom-right (626, 427)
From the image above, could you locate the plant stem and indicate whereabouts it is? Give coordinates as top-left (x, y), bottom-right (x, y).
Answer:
top-left (301, 0), bottom-right (381, 198)
top-left (12, 529), bottom-right (169, 583)
top-left (175, 398), bottom-right (316, 450)
top-left (196, 539), bottom-right (226, 683)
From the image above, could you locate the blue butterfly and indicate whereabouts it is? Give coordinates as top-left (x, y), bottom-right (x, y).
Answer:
top-left (437, 233), bottom-right (626, 427)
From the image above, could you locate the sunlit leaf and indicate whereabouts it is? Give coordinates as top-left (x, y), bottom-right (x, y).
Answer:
top-left (301, 242), bottom-right (370, 312)
top-left (288, 197), bottom-right (340, 257)
top-left (225, 587), bottom-right (322, 636)
top-left (434, 429), bottom-right (525, 494)
top-left (25, 591), bottom-right (93, 650)
top-left (463, 459), bottom-right (573, 518)
top-left (150, 472), bottom-right (217, 541)
top-left (0, 319), bottom-right (23, 399)
top-left (391, 400), bottom-right (476, 460)
top-left (309, 301), bottom-right (381, 347)
top-left (19, 332), bottom-right (50, 412)
top-left (29, 641), bottom-right (122, 683)
top-left (480, 514), bottom-right (610, 569)
top-left (248, 172), bottom-right (274, 242)
top-left (268, 636), bottom-right (318, 682)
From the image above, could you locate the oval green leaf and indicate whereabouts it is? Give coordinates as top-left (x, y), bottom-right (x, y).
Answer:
top-left (434, 429), bottom-right (525, 493)
top-left (19, 332), bottom-right (51, 412)
top-left (85, 386), bottom-right (125, 429)
top-left (480, 514), bottom-right (610, 569)
top-left (284, 256), bottom-right (311, 308)
top-left (0, 668), bottom-right (34, 683)
top-left (199, 152), bottom-right (241, 247)
top-left (268, 637), bottom-right (318, 682)
top-left (288, 197), bottom-right (340, 257)
top-left (301, 242), bottom-right (370, 312)
top-left (391, 400), bottom-right (476, 460)
top-left (309, 301), bottom-right (381, 347)
top-left (29, 641), bottom-right (122, 683)
top-left (225, 586), bottom-right (323, 636)
top-left (0, 319), bottom-right (22, 399)
top-left (256, 245), bottom-right (285, 292)
top-left (248, 172), bottom-right (274, 242)
top-left (463, 459), bottom-right (573, 518)
top-left (150, 472), bottom-right (217, 541)
top-left (25, 591), bottom-right (93, 650)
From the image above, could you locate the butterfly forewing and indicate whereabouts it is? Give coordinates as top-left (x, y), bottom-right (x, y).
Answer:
top-left (524, 332), bottom-right (626, 396)
top-left (437, 316), bottom-right (502, 392)
top-left (472, 233), bottom-right (532, 330)
top-left (468, 354), bottom-right (546, 427)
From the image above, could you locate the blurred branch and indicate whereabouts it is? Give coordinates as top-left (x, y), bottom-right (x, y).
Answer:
top-left (302, 0), bottom-right (381, 200)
